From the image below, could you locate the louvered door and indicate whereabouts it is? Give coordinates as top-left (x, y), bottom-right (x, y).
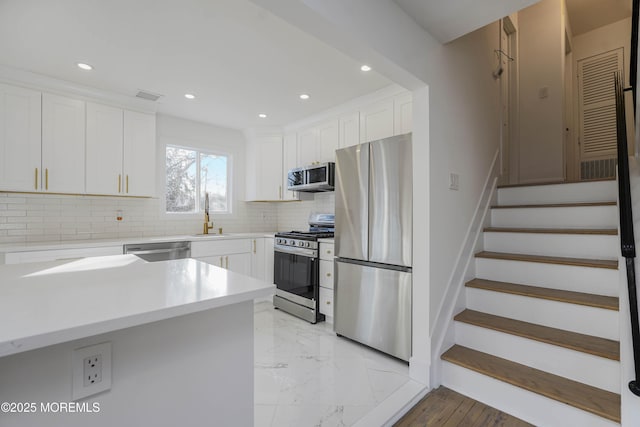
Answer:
top-left (577, 48), bottom-right (623, 179)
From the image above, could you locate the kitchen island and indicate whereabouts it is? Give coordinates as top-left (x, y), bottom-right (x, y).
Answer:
top-left (0, 255), bottom-right (274, 427)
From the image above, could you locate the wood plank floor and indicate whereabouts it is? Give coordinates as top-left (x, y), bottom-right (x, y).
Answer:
top-left (394, 386), bottom-right (533, 427)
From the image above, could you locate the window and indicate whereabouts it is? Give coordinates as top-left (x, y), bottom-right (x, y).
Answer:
top-left (165, 145), bottom-right (230, 214)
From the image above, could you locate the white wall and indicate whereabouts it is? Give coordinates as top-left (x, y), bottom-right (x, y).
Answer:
top-left (0, 302), bottom-right (254, 427)
top-left (517, 0), bottom-right (566, 183)
top-left (425, 24), bottom-right (502, 331)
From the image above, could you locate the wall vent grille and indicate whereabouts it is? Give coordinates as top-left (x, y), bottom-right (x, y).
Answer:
top-left (580, 158), bottom-right (616, 180)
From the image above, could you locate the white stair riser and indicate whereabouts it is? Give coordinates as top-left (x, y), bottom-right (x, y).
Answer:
top-left (455, 323), bottom-right (620, 393)
top-left (475, 258), bottom-right (619, 296)
top-left (465, 288), bottom-right (619, 340)
top-left (484, 233), bottom-right (618, 260)
top-left (497, 181), bottom-right (617, 205)
top-left (491, 206), bottom-right (617, 228)
top-left (441, 361), bottom-right (619, 427)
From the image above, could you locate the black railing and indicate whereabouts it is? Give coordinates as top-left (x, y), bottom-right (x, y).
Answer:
top-left (632, 0), bottom-right (639, 114)
top-left (621, 0), bottom-right (640, 397)
top-left (615, 72), bottom-right (640, 397)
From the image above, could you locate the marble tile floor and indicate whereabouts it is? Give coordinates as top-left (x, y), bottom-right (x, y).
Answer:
top-left (254, 301), bottom-right (410, 427)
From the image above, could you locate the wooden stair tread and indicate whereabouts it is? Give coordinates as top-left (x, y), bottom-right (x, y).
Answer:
top-left (466, 278), bottom-right (619, 310)
top-left (454, 309), bottom-right (619, 360)
top-left (441, 345), bottom-right (621, 422)
top-left (483, 227), bottom-right (618, 235)
top-left (475, 251), bottom-right (618, 269)
top-left (492, 201), bottom-right (616, 209)
top-left (497, 178), bottom-right (615, 189)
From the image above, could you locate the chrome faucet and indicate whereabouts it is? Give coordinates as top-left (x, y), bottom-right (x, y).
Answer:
top-left (203, 193), bottom-right (213, 234)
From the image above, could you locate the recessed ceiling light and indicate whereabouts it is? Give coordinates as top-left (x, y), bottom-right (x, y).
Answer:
top-left (361, 65), bottom-right (372, 72)
top-left (299, 94), bottom-right (310, 100)
top-left (76, 62), bottom-right (93, 71)
top-left (184, 93), bottom-right (196, 99)
top-left (258, 113), bottom-right (267, 118)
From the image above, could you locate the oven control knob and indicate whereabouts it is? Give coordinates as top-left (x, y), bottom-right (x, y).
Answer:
top-left (297, 241), bottom-right (304, 247)
top-left (305, 242), bottom-right (311, 248)
top-left (289, 240), bottom-right (296, 246)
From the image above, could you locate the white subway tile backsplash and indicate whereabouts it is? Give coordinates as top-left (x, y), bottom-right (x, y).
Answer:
top-left (276, 193), bottom-right (335, 231)
top-left (0, 193), bottom-right (278, 244)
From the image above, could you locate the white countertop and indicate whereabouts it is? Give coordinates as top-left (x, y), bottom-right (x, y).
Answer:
top-left (0, 232), bottom-right (277, 253)
top-left (0, 255), bottom-right (275, 357)
top-left (318, 238), bottom-right (335, 243)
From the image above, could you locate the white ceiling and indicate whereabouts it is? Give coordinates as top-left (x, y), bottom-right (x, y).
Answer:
top-left (566, 0), bottom-right (632, 36)
top-left (394, 0), bottom-right (540, 43)
top-left (0, 0), bottom-right (392, 130)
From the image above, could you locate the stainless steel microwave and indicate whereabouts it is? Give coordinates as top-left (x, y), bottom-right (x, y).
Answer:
top-left (287, 162), bottom-right (335, 192)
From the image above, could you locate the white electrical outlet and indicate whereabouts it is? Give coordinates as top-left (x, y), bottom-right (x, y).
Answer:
top-left (83, 354), bottom-right (102, 386)
top-left (449, 173), bottom-right (460, 191)
top-left (72, 342), bottom-right (111, 400)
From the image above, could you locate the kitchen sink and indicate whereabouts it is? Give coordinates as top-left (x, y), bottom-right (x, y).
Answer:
top-left (190, 234), bottom-right (228, 238)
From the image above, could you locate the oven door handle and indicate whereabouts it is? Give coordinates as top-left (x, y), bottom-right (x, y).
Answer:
top-left (275, 245), bottom-right (317, 258)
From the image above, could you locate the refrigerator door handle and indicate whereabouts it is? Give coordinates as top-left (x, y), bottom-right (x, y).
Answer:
top-left (335, 257), bottom-right (412, 273)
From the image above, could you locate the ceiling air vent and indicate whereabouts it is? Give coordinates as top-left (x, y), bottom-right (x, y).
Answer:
top-left (135, 90), bottom-right (162, 102)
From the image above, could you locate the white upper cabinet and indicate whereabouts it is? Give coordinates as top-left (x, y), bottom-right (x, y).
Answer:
top-left (245, 134), bottom-right (283, 201)
top-left (339, 112), bottom-right (359, 149)
top-left (42, 93), bottom-right (85, 194)
top-left (296, 119), bottom-right (339, 166)
top-left (0, 84), bottom-right (41, 192)
top-left (317, 120), bottom-right (339, 163)
top-left (86, 102), bottom-right (123, 195)
top-left (282, 132), bottom-right (299, 201)
top-left (86, 105), bottom-right (156, 197)
top-left (124, 110), bottom-right (156, 197)
top-left (394, 92), bottom-right (413, 135)
top-left (296, 127), bottom-right (318, 167)
top-left (359, 98), bottom-right (395, 143)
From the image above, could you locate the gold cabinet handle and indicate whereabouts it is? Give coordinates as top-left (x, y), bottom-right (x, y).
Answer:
top-left (118, 174), bottom-right (121, 193)
top-left (279, 185), bottom-right (282, 200)
top-left (45, 168), bottom-right (48, 190)
top-left (253, 239), bottom-right (256, 254)
top-left (326, 249), bottom-right (332, 254)
top-left (326, 272), bottom-right (331, 277)
top-left (326, 300), bottom-right (331, 305)
top-left (220, 256), bottom-right (223, 267)
top-left (35, 168), bottom-right (38, 190)
top-left (126, 175), bottom-right (129, 193)
top-left (225, 256), bottom-right (229, 269)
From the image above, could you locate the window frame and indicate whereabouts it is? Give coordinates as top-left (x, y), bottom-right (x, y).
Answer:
top-left (164, 143), bottom-right (233, 216)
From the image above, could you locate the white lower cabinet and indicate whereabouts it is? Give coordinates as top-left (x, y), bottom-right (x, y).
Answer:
top-left (198, 253), bottom-right (251, 276)
top-left (192, 239), bottom-right (253, 276)
top-left (319, 286), bottom-right (334, 320)
top-left (250, 238), bottom-right (265, 280)
top-left (263, 237), bottom-right (275, 284)
top-left (319, 242), bottom-right (335, 322)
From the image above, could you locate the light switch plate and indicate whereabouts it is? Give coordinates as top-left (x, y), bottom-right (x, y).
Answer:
top-left (449, 173), bottom-right (460, 191)
top-left (72, 342), bottom-right (111, 400)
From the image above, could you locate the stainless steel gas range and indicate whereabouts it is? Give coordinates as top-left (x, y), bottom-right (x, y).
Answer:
top-left (273, 213), bottom-right (334, 324)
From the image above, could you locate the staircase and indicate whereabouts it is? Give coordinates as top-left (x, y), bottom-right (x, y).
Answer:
top-left (440, 180), bottom-right (622, 426)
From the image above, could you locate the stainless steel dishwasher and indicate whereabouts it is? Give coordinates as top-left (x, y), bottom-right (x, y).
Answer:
top-left (123, 241), bottom-right (191, 262)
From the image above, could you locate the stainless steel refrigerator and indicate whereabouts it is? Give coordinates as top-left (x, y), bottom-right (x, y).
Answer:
top-left (334, 133), bottom-right (412, 361)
